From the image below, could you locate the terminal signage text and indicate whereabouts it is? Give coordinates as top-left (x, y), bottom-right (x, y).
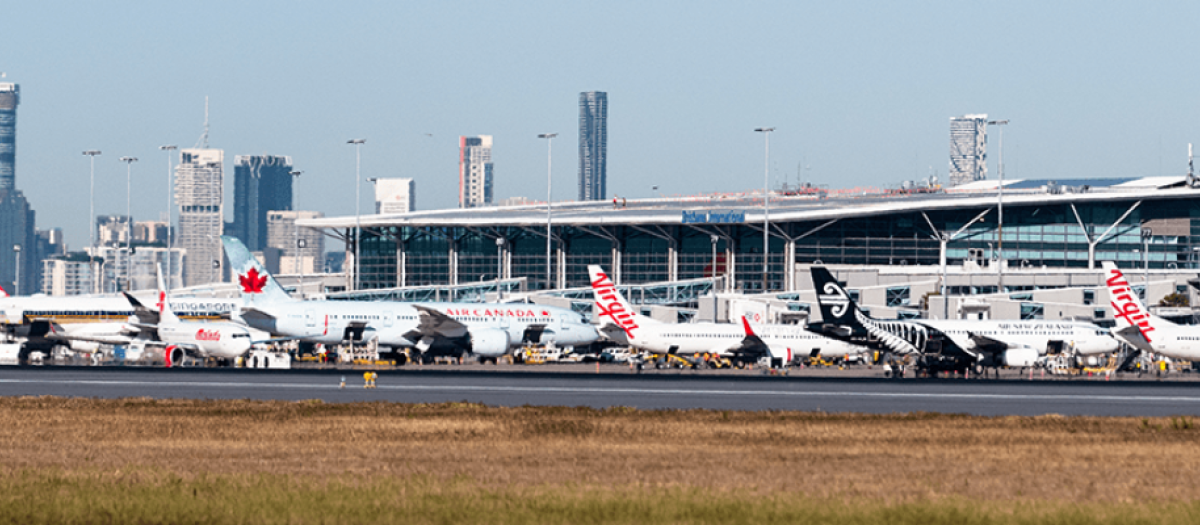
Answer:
top-left (681, 210), bottom-right (746, 224)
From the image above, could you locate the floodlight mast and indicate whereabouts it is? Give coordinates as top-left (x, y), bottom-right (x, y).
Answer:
top-left (754, 127), bottom-right (774, 292)
top-left (82, 150), bottom-right (102, 293)
top-left (160, 145), bottom-right (177, 291)
top-left (119, 156), bottom-right (138, 291)
top-left (347, 139), bottom-right (365, 291)
top-left (538, 133), bottom-right (557, 290)
top-left (987, 119), bottom-right (1008, 290)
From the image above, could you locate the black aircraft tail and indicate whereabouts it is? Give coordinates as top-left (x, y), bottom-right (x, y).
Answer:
top-left (810, 266), bottom-right (868, 330)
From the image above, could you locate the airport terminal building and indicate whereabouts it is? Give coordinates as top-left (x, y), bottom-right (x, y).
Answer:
top-left (300, 176), bottom-right (1200, 294)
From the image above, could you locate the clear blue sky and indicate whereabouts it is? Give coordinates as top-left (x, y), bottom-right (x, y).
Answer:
top-left (4, 1), bottom-right (1200, 249)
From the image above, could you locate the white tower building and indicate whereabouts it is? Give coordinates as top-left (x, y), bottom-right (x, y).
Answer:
top-left (176, 148), bottom-right (224, 286)
top-left (458, 136), bottom-right (493, 208)
top-left (949, 114), bottom-right (988, 186)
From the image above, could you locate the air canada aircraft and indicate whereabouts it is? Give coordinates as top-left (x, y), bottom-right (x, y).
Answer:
top-left (221, 236), bottom-right (599, 363)
top-left (808, 266), bottom-right (1119, 375)
top-left (1102, 261), bottom-right (1200, 361)
top-left (587, 265), bottom-right (862, 367)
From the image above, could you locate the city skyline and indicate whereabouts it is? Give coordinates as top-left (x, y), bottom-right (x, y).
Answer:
top-left (5, 2), bottom-right (1200, 249)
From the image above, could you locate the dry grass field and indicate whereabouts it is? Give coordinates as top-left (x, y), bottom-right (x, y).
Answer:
top-left (1, 396), bottom-right (1198, 523)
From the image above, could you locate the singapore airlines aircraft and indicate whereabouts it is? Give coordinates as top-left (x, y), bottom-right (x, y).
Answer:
top-left (222, 236), bottom-right (599, 363)
top-left (587, 265), bottom-right (862, 367)
top-left (809, 266), bottom-right (1119, 375)
top-left (1102, 261), bottom-right (1200, 361)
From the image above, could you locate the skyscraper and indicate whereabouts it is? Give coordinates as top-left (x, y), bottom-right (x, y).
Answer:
top-left (578, 91), bottom-right (607, 201)
top-left (949, 114), bottom-right (988, 186)
top-left (0, 80), bottom-right (36, 295)
top-left (232, 155), bottom-right (294, 251)
top-left (0, 82), bottom-right (17, 191)
top-left (458, 136), bottom-right (493, 208)
top-left (176, 148), bottom-right (224, 286)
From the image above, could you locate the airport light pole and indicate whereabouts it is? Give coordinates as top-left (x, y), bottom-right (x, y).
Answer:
top-left (711, 234), bottom-right (719, 320)
top-left (296, 238), bottom-right (307, 298)
top-left (12, 244), bottom-right (20, 296)
top-left (159, 145), bottom-right (177, 291)
top-left (119, 156), bottom-right (137, 291)
top-left (496, 237), bottom-right (505, 300)
top-left (347, 139), bottom-right (365, 291)
top-left (1143, 227), bottom-right (1153, 300)
top-left (987, 119), bottom-right (1008, 291)
top-left (290, 170), bottom-right (303, 276)
top-left (82, 150), bottom-right (101, 293)
top-left (754, 127), bottom-right (774, 292)
top-left (538, 133), bottom-right (557, 290)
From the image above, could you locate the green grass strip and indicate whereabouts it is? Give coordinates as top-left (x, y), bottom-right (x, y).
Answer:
top-left (0, 470), bottom-right (1196, 525)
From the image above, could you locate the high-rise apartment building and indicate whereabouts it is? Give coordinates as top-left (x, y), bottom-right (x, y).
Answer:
top-left (97, 215), bottom-right (131, 246)
top-left (458, 136), bottom-right (493, 208)
top-left (126, 247), bottom-right (184, 291)
top-left (266, 210), bottom-right (325, 274)
top-left (949, 114), bottom-right (988, 186)
top-left (32, 228), bottom-right (65, 294)
top-left (134, 221), bottom-right (171, 245)
top-left (176, 148), bottom-right (224, 286)
top-left (578, 91), bottom-right (608, 201)
top-left (372, 178), bottom-right (415, 214)
top-left (233, 155), bottom-right (293, 251)
top-left (41, 254), bottom-right (98, 296)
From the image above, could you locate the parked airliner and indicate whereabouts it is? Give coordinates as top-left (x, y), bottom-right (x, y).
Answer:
top-left (221, 236), bottom-right (599, 363)
top-left (588, 265), bottom-right (861, 366)
top-left (809, 266), bottom-right (1118, 375)
top-left (1102, 261), bottom-right (1200, 361)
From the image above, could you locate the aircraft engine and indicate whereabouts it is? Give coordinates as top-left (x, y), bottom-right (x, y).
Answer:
top-left (165, 345), bottom-right (187, 368)
top-left (470, 328), bottom-right (510, 357)
top-left (67, 340), bottom-right (101, 353)
top-left (1002, 348), bottom-right (1039, 368)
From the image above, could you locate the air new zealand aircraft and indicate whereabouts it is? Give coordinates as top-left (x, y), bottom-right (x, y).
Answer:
top-left (807, 266), bottom-right (1118, 376)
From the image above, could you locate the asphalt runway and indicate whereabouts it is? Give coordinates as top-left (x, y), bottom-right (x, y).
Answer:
top-left (2, 366), bottom-right (1199, 416)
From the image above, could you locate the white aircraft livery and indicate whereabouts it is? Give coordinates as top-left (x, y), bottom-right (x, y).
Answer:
top-left (124, 288), bottom-right (271, 367)
top-left (221, 236), bottom-right (598, 363)
top-left (1102, 261), bottom-right (1200, 361)
top-left (588, 265), bottom-right (861, 366)
top-left (809, 266), bottom-right (1118, 374)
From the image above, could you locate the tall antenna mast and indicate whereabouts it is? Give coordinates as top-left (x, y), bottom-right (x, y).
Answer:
top-left (195, 96), bottom-right (209, 149)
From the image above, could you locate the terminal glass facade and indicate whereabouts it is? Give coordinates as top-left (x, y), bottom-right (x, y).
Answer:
top-left (353, 196), bottom-right (1200, 292)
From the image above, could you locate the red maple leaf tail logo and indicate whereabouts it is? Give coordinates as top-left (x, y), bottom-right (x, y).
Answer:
top-left (239, 267), bottom-right (268, 294)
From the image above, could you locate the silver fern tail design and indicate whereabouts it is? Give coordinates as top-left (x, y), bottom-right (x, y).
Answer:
top-left (854, 310), bottom-right (921, 354)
